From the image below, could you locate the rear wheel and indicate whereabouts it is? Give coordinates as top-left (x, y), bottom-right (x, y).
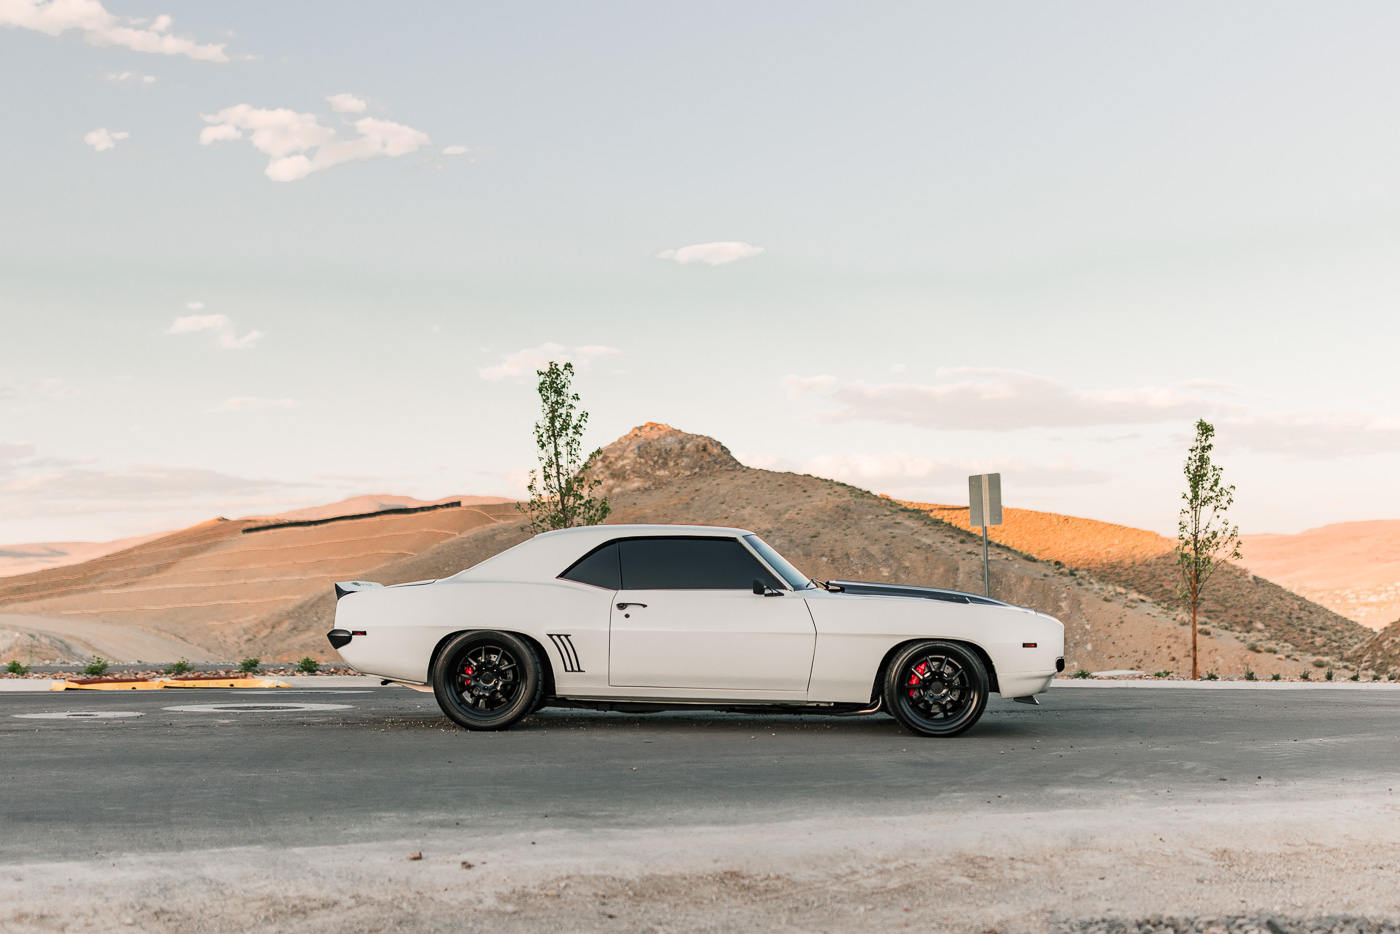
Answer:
top-left (432, 631), bottom-right (542, 731)
top-left (882, 640), bottom-right (988, 738)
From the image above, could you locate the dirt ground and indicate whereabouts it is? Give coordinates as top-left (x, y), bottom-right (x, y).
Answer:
top-left (3, 789), bottom-right (1397, 933)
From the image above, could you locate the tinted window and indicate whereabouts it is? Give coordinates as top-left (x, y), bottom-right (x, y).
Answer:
top-left (618, 537), bottom-right (782, 591)
top-left (559, 542), bottom-right (621, 590)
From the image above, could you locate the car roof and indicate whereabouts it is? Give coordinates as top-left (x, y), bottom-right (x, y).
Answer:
top-left (449, 524), bottom-right (757, 584)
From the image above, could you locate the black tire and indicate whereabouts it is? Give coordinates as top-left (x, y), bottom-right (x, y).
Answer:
top-left (882, 640), bottom-right (989, 738)
top-left (432, 631), bottom-right (542, 731)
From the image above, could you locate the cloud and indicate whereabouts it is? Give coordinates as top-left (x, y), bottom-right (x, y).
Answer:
top-left (0, 1), bottom-right (228, 61)
top-left (656, 241), bottom-right (765, 266)
top-left (800, 452), bottom-right (1110, 492)
top-left (780, 374), bottom-right (836, 399)
top-left (200, 104), bottom-right (433, 181)
top-left (217, 397), bottom-right (297, 411)
top-left (185, 300), bottom-right (204, 310)
top-left (326, 92), bottom-right (366, 114)
top-left (441, 145), bottom-right (469, 156)
top-left (83, 128), bottom-right (129, 151)
top-left (0, 441), bottom-right (37, 472)
top-left (478, 343), bottom-right (623, 381)
top-left (788, 368), bottom-right (1235, 431)
top-left (1221, 411), bottom-right (1400, 459)
top-left (166, 313), bottom-right (264, 350)
top-left (34, 378), bottom-right (79, 399)
top-left (106, 70), bottom-right (156, 84)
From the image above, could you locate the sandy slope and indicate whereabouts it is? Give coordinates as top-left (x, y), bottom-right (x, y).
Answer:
top-left (0, 504), bottom-right (521, 664)
top-left (1240, 520), bottom-right (1400, 629)
top-left (0, 425), bottom-right (1376, 676)
top-left (0, 533), bottom-right (165, 579)
top-left (905, 502), bottom-right (1372, 665)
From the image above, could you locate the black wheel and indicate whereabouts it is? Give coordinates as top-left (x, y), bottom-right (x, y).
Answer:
top-left (432, 631), bottom-right (542, 731)
top-left (882, 640), bottom-right (989, 738)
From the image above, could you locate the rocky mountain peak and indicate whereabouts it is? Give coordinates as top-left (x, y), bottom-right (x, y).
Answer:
top-left (587, 422), bottom-right (743, 496)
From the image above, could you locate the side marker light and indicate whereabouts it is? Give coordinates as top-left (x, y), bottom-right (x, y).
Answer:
top-left (1022, 642), bottom-right (1037, 648)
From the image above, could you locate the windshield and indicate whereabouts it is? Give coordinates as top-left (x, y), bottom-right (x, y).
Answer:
top-left (743, 534), bottom-right (814, 590)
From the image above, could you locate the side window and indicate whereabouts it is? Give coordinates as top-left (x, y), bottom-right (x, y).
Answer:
top-left (618, 538), bottom-right (782, 590)
top-left (559, 542), bottom-right (621, 590)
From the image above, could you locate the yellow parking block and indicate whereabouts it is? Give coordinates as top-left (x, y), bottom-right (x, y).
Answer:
top-left (50, 677), bottom-right (290, 691)
top-left (162, 678), bottom-right (290, 689)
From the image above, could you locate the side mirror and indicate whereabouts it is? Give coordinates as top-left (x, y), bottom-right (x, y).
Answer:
top-left (753, 579), bottom-right (766, 595)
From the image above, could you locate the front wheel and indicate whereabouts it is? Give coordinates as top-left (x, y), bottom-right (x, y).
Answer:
top-left (433, 631), bottom-right (542, 731)
top-left (882, 640), bottom-right (989, 738)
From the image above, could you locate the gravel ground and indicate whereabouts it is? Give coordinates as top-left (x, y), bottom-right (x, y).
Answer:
top-left (1054, 920), bottom-right (1399, 934)
top-left (3, 791), bottom-right (1398, 933)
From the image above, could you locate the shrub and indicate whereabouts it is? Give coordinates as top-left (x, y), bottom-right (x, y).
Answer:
top-left (1153, 670), bottom-right (1173, 678)
top-left (1312, 658), bottom-right (1328, 668)
top-left (1072, 669), bottom-right (1092, 679)
top-left (238, 657), bottom-right (261, 675)
top-left (1325, 668), bottom-right (1334, 681)
top-left (1271, 673), bottom-right (1281, 681)
top-left (1245, 668), bottom-right (1256, 681)
top-left (295, 656), bottom-right (320, 674)
top-left (5, 660), bottom-right (30, 675)
top-left (1198, 627), bottom-right (1211, 636)
top-left (1390, 672), bottom-right (1398, 681)
top-left (1203, 671), bottom-right (1219, 681)
top-left (1349, 671), bottom-right (1360, 681)
top-left (1300, 670), bottom-right (1310, 681)
top-left (164, 658), bottom-right (191, 675)
top-left (1247, 642), bottom-right (1260, 653)
top-left (83, 656), bottom-right (109, 676)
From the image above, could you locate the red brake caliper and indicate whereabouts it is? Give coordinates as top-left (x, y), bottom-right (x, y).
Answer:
top-left (908, 661), bottom-right (927, 697)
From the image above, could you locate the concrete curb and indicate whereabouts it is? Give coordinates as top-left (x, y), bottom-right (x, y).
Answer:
top-left (1051, 679), bottom-right (1400, 690)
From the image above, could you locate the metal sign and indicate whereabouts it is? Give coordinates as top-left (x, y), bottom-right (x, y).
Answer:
top-left (968, 473), bottom-right (1002, 527)
top-left (968, 473), bottom-right (1003, 598)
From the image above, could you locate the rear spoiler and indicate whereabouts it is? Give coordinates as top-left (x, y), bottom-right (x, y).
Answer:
top-left (334, 580), bottom-right (384, 601)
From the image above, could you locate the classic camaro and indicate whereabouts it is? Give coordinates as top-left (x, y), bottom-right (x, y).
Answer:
top-left (327, 524), bottom-right (1065, 737)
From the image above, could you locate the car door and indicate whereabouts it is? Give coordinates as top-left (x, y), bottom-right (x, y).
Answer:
top-left (608, 536), bottom-right (817, 693)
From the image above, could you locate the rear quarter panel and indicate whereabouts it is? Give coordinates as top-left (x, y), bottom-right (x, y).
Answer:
top-left (804, 592), bottom-right (1064, 702)
top-left (331, 579), bottom-right (615, 689)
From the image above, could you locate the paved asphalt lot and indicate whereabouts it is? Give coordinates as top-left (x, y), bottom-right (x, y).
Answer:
top-left (3, 686), bottom-right (1399, 863)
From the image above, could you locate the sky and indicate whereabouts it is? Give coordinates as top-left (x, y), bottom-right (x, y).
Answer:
top-left (3, 1), bottom-right (1400, 544)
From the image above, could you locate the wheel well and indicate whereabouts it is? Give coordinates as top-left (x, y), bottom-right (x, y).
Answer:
top-left (427, 629), bottom-right (557, 697)
top-left (871, 638), bottom-right (1000, 703)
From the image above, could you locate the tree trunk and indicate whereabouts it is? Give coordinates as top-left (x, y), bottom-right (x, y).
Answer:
top-left (1190, 568), bottom-right (1200, 680)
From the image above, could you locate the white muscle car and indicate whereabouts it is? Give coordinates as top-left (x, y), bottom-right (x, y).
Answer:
top-left (327, 524), bottom-right (1065, 737)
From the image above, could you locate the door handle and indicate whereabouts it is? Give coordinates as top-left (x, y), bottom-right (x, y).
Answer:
top-left (616, 602), bottom-right (647, 610)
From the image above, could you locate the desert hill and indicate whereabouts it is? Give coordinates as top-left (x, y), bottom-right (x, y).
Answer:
top-left (1239, 520), bottom-right (1400, 629)
top-left (0, 532), bottom-right (166, 579)
top-left (0, 501), bottom-right (520, 664)
top-left (1349, 620), bottom-right (1400, 673)
top-left (1, 424), bottom-right (1383, 678)
top-left (0, 494), bottom-right (514, 580)
top-left (904, 503), bottom-right (1373, 664)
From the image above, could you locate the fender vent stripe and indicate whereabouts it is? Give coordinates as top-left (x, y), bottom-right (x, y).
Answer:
top-left (547, 633), bottom-right (584, 673)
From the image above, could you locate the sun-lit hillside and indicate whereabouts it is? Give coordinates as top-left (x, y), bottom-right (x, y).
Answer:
top-left (1240, 520), bottom-right (1400, 629)
top-left (900, 500), bottom-right (1373, 664)
top-left (0, 425), bottom-right (1384, 677)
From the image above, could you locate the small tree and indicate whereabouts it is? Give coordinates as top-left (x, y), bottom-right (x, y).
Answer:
top-left (238, 657), bottom-right (261, 675)
top-left (518, 361), bottom-right (610, 533)
top-left (1176, 419), bottom-right (1241, 680)
top-left (296, 656), bottom-right (320, 674)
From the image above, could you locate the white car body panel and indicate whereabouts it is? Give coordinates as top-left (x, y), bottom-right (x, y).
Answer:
top-left (608, 589), bottom-right (816, 693)
top-left (330, 524), bottom-right (1064, 705)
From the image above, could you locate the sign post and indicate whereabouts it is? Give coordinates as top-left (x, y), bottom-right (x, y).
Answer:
top-left (967, 473), bottom-right (1002, 597)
